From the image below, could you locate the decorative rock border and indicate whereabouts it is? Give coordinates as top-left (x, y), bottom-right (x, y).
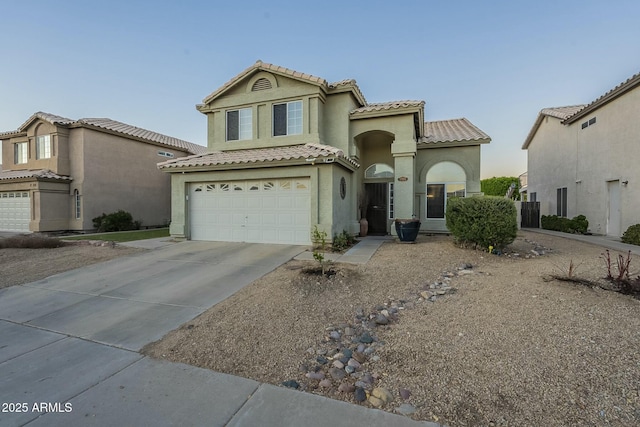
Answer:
top-left (282, 262), bottom-right (484, 416)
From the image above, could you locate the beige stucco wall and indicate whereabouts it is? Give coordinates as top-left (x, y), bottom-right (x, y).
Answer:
top-left (574, 88), bottom-right (640, 235)
top-left (166, 163), bottom-right (354, 240)
top-left (416, 145), bottom-right (483, 232)
top-left (80, 128), bottom-right (189, 230)
top-left (527, 87), bottom-right (640, 236)
top-left (202, 73), bottom-right (324, 152)
top-left (526, 116), bottom-right (577, 219)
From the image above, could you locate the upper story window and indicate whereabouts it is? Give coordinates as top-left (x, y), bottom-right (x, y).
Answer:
top-left (14, 142), bottom-right (28, 164)
top-left (273, 100), bottom-right (302, 136)
top-left (226, 108), bottom-right (252, 141)
top-left (36, 135), bottom-right (52, 159)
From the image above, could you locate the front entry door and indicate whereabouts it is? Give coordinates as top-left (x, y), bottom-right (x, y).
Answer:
top-left (365, 183), bottom-right (388, 234)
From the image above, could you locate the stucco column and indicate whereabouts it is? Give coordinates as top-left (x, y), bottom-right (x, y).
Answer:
top-left (392, 137), bottom-right (417, 226)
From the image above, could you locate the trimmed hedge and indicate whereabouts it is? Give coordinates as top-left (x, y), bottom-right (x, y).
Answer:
top-left (446, 196), bottom-right (517, 249)
top-left (622, 224), bottom-right (640, 246)
top-left (92, 210), bottom-right (141, 232)
top-left (541, 215), bottom-right (588, 234)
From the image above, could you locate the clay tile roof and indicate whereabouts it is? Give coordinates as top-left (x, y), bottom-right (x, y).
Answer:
top-left (350, 100), bottom-right (424, 115)
top-left (202, 60), bottom-right (328, 105)
top-left (540, 105), bottom-right (587, 120)
top-left (521, 105), bottom-right (587, 149)
top-left (563, 71), bottom-right (640, 124)
top-left (421, 118), bottom-right (491, 145)
top-left (328, 79), bottom-right (367, 105)
top-left (0, 169), bottom-right (72, 181)
top-left (1, 112), bottom-right (75, 136)
top-left (76, 118), bottom-right (207, 154)
top-left (158, 143), bottom-right (359, 170)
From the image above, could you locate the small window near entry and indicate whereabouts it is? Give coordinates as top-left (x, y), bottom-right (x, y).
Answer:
top-left (530, 192), bottom-right (537, 202)
top-left (74, 190), bottom-right (81, 219)
top-left (388, 183), bottom-right (394, 219)
top-left (158, 151), bottom-right (174, 158)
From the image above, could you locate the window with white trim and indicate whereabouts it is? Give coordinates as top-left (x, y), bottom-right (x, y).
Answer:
top-left (14, 142), bottom-right (27, 164)
top-left (273, 100), bottom-right (302, 136)
top-left (36, 135), bottom-right (51, 159)
top-left (426, 161), bottom-right (466, 219)
top-left (226, 108), bottom-right (252, 141)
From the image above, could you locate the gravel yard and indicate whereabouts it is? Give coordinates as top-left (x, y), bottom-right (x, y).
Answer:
top-left (0, 243), bottom-right (143, 289)
top-left (3, 231), bottom-right (638, 426)
top-left (143, 231), bottom-right (640, 426)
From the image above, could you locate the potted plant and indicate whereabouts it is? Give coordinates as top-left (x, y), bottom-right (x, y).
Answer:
top-left (358, 191), bottom-right (369, 237)
top-left (394, 217), bottom-right (421, 242)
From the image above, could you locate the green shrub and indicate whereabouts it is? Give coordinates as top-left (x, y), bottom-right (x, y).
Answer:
top-left (332, 230), bottom-right (356, 252)
top-left (92, 210), bottom-right (140, 232)
top-left (480, 176), bottom-right (521, 200)
top-left (445, 196), bottom-right (517, 249)
top-left (541, 214), bottom-right (588, 234)
top-left (622, 224), bottom-right (640, 246)
top-left (0, 235), bottom-right (64, 249)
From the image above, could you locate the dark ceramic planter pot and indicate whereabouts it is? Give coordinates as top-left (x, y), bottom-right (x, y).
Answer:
top-left (395, 219), bottom-right (421, 242)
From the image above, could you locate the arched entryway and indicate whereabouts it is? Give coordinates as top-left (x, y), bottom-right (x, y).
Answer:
top-left (364, 163), bottom-right (394, 234)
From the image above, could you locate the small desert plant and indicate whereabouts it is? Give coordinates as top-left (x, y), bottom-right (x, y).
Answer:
top-left (0, 235), bottom-right (65, 249)
top-left (311, 225), bottom-right (329, 275)
top-left (601, 249), bottom-right (640, 295)
top-left (332, 230), bottom-right (356, 252)
top-left (93, 210), bottom-right (140, 232)
top-left (621, 224), bottom-right (640, 246)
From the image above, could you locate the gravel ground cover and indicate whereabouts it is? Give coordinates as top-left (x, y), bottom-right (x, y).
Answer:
top-left (143, 231), bottom-right (640, 426)
top-left (0, 243), bottom-right (143, 289)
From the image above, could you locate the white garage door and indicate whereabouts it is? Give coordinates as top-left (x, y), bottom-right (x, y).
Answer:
top-left (189, 178), bottom-right (311, 244)
top-left (0, 192), bottom-right (31, 232)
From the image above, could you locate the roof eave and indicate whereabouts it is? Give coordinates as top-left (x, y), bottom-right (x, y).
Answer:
top-left (522, 113), bottom-right (545, 150)
top-left (349, 105), bottom-right (423, 120)
top-left (159, 156), bottom-right (358, 173)
top-left (419, 138), bottom-right (491, 149)
top-left (563, 73), bottom-right (640, 124)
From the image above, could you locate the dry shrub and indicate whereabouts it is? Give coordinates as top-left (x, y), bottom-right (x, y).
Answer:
top-left (0, 235), bottom-right (65, 249)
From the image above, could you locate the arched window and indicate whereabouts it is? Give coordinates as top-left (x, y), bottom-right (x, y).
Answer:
top-left (426, 161), bottom-right (466, 219)
top-left (364, 163), bottom-right (394, 179)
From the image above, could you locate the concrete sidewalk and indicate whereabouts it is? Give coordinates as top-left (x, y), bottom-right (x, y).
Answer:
top-left (294, 235), bottom-right (393, 264)
top-left (0, 238), bottom-right (437, 427)
top-left (525, 228), bottom-right (640, 256)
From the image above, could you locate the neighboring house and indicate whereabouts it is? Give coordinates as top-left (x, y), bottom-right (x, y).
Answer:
top-left (0, 112), bottom-right (206, 232)
top-left (522, 70), bottom-right (640, 237)
top-left (159, 61), bottom-right (490, 244)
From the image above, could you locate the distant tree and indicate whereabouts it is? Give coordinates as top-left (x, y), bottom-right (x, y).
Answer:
top-left (481, 176), bottom-right (521, 200)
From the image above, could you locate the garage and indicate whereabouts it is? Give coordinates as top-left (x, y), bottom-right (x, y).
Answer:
top-left (0, 192), bottom-right (31, 232)
top-left (189, 178), bottom-right (311, 244)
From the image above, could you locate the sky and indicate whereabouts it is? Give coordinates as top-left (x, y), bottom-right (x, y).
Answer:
top-left (1, 0), bottom-right (639, 178)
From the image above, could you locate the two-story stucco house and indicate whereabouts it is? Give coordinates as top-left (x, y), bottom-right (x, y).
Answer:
top-left (522, 70), bottom-right (640, 237)
top-left (159, 61), bottom-right (490, 245)
top-left (0, 112), bottom-right (206, 232)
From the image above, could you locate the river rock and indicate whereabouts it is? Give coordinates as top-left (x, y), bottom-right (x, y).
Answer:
top-left (372, 387), bottom-right (393, 404)
top-left (354, 387), bottom-right (367, 402)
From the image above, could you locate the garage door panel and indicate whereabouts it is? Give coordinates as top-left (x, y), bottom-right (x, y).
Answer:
top-left (189, 179), bottom-right (310, 244)
top-left (0, 192), bottom-right (30, 232)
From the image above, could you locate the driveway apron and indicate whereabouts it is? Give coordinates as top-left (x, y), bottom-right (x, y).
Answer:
top-left (0, 242), bottom-right (303, 426)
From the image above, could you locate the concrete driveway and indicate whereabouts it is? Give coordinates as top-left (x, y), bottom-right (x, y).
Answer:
top-left (0, 241), bottom-right (304, 425)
